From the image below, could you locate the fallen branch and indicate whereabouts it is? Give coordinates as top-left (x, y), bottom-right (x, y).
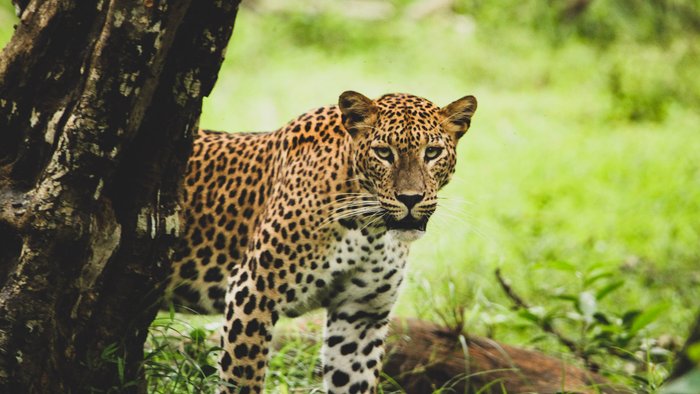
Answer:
top-left (278, 316), bottom-right (625, 393)
top-left (495, 268), bottom-right (599, 372)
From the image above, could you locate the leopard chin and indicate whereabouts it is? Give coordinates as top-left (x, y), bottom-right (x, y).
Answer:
top-left (388, 229), bottom-right (426, 243)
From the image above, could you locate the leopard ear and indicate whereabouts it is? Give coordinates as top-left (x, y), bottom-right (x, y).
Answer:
top-left (439, 95), bottom-right (477, 140)
top-left (338, 91), bottom-right (378, 139)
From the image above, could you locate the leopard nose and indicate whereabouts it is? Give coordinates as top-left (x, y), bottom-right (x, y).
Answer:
top-left (396, 193), bottom-right (424, 210)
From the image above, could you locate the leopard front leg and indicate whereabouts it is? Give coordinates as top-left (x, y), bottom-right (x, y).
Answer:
top-left (322, 304), bottom-right (391, 394)
top-left (219, 268), bottom-right (277, 394)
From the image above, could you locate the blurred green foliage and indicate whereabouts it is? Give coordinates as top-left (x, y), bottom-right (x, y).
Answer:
top-left (454, 0), bottom-right (700, 44)
top-left (2, 0), bottom-right (700, 392)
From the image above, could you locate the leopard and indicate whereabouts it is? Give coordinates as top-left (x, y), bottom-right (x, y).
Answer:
top-left (166, 91), bottom-right (478, 394)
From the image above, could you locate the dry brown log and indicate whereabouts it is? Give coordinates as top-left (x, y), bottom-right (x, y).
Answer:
top-left (282, 317), bottom-right (626, 394)
top-left (384, 317), bottom-right (626, 394)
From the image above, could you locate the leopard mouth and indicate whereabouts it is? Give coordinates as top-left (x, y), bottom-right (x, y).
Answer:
top-left (385, 216), bottom-right (428, 232)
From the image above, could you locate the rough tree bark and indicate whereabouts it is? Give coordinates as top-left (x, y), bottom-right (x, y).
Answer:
top-left (0, 0), bottom-right (241, 392)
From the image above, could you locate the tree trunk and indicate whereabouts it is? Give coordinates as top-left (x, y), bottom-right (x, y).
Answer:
top-left (0, 0), bottom-right (241, 392)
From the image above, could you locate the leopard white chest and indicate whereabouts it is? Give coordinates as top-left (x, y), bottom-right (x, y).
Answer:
top-left (280, 226), bottom-right (410, 317)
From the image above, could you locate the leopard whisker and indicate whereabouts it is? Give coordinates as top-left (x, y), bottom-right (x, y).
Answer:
top-left (326, 201), bottom-right (381, 213)
top-left (436, 202), bottom-right (474, 219)
top-left (325, 208), bottom-right (381, 221)
top-left (432, 204), bottom-right (491, 242)
top-left (317, 197), bottom-right (378, 212)
top-left (360, 211), bottom-right (386, 232)
top-left (319, 206), bottom-right (383, 228)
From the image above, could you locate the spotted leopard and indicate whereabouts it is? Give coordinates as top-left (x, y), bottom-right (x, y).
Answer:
top-left (166, 91), bottom-right (478, 394)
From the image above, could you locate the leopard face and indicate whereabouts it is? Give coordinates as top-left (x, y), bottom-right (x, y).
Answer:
top-left (339, 91), bottom-right (477, 242)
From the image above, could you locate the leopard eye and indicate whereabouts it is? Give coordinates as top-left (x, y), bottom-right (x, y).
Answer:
top-left (372, 147), bottom-right (394, 163)
top-left (424, 146), bottom-right (443, 161)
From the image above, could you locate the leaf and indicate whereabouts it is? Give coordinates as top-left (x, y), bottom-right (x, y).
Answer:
top-left (596, 280), bottom-right (624, 300)
top-left (593, 330), bottom-right (613, 341)
top-left (101, 343), bottom-right (119, 360)
top-left (632, 374), bottom-right (650, 384)
top-left (585, 271), bottom-right (613, 287)
top-left (622, 310), bottom-right (641, 327)
top-left (630, 304), bottom-right (668, 335)
top-left (528, 334), bottom-right (549, 344)
top-left (593, 312), bottom-right (611, 325)
top-left (554, 294), bottom-right (579, 303)
top-left (546, 261), bottom-right (578, 272)
top-left (189, 328), bottom-right (207, 344)
top-left (118, 357), bottom-right (125, 383)
top-left (518, 309), bottom-right (540, 324)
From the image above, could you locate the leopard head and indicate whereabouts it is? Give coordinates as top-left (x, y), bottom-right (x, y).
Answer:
top-left (339, 91), bottom-right (477, 242)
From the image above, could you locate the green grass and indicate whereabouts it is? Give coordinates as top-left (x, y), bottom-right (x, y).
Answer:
top-left (3, 1), bottom-right (700, 392)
